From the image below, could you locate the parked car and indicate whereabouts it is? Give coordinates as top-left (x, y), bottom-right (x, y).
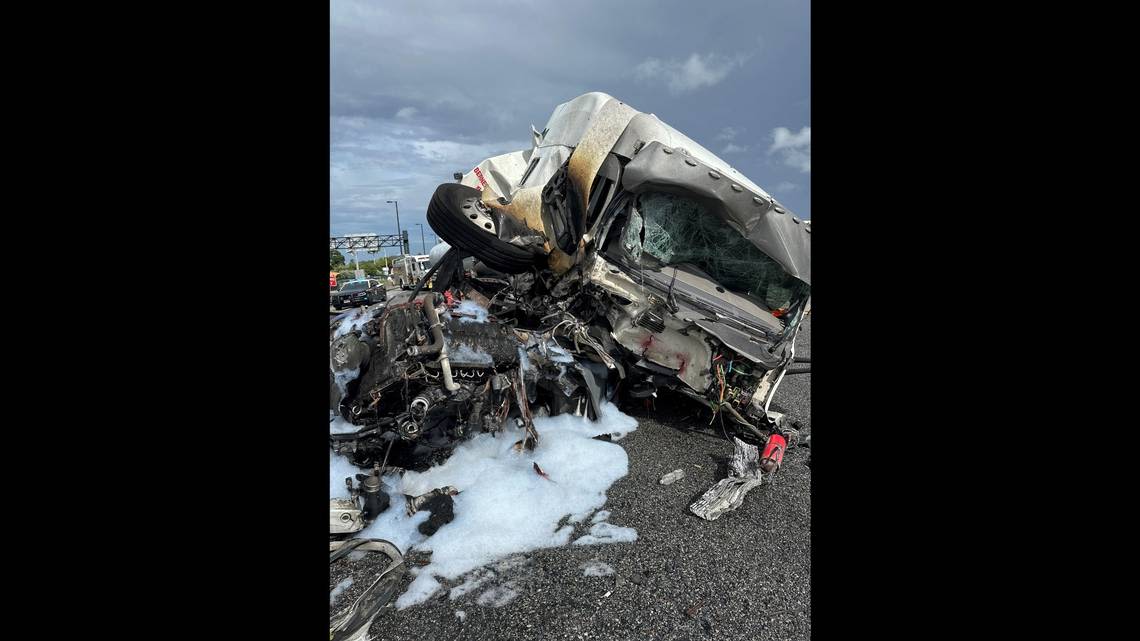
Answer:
top-left (331, 279), bottom-right (386, 309)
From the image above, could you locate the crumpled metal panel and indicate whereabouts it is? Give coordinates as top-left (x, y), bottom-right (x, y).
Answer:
top-left (611, 113), bottom-right (771, 198)
top-left (536, 91), bottom-right (616, 148)
top-left (610, 313), bottom-right (713, 393)
top-left (460, 148), bottom-right (532, 196)
top-left (456, 92), bottom-right (809, 284)
top-left (566, 97), bottom-right (638, 228)
top-left (620, 140), bottom-right (811, 285)
top-left (460, 92), bottom-right (614, 202)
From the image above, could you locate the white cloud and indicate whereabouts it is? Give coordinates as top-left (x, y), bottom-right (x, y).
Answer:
top-left (721, 143), bottom-right (749, 154)
top-left (330, 115), bottom-right (527, 238)
top-left (395, 106), bottom-right (418, 119)
top-left (715, 126), bottom-right (740, 141)
top-left (633, 52), bottom-right (749, 94)
top-left (768, 126), bottom-right (810, 173)
top-left (774, 181), bottom-right (797, 192)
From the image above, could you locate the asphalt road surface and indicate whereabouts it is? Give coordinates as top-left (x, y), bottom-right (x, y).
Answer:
top-left (331, 316), bottom-right (812, 641)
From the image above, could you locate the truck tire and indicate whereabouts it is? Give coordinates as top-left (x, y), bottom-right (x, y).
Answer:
top-left (426, 183), bottom-right (539, 274)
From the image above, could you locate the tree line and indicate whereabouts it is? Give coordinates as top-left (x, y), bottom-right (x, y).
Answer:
top-left (331, 249), bottom-right (397, 279)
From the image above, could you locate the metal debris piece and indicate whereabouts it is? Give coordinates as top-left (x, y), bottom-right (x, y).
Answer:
top-left (405, 486), bottom-right (460, 516)
top-left (329, 539), bottom-right (406, 641)
top-left (659, 469), bottom-right (686, 485)
top-left (329, 498), bottom-right (366, 535)
top-left (689, 437), bottom-right (763, 521)
top-left (729, 436), bottom-right (762, 478)
top-left (533, 462), bottom-right (556, 483)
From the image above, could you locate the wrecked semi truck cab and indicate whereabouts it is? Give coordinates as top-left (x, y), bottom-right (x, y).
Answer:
top-left (330, 92), bottom-right (809, 464)
top-left (443, 92), bottom-right (810, 431)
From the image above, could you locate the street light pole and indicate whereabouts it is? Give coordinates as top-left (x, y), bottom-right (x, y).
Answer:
top-left (416, 223), bottom-right (426, 254)
top-left (386, 200), bottom-right (402, 255)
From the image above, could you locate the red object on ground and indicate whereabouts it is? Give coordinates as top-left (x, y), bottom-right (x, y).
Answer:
top-left (760, 433), bottom-right (787, 473)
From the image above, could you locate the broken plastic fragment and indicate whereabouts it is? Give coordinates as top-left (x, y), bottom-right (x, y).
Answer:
top-left (659, 469), bottom-right (686, 485)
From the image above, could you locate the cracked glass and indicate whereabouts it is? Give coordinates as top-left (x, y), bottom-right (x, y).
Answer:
top-left (633, 192), bottom-right (809, 312)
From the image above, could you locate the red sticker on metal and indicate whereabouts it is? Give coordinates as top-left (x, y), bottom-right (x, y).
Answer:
top-left (473, 166), bottom-right (489, 190)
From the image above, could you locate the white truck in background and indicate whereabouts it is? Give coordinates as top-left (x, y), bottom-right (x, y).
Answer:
top-left (389, 254), bottom-right (431, 289)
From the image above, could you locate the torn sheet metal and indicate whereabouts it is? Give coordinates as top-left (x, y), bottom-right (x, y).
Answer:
top-left (689, 437), bottom-right (764, 521)
top-left (329, 538), bottom-right (407, 641)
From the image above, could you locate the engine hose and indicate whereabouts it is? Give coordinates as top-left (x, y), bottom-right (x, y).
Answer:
top-left (421, 297), bottom-right (459, 392)
top-left (407, 292), bottom-right (444, 357)
top-left (719, 402), bottom-right (771, 442)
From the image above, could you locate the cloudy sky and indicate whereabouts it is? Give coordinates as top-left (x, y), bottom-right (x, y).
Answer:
top-left (331, 0), bottom-right (810, 259)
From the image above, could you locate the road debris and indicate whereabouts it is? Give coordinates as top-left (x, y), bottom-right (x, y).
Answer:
top-left (533, 462), bottom-right (556, 483)
top-left (659, 469), bottom-right (686, 485)
top-left (404, 486), bottom-right (459, 535)
top-left (329, 538), bottom-right (406, 641)
top-left (689, 437), bottom-right (764, 521)
top-left (760, 434), bottom-right (787, 474)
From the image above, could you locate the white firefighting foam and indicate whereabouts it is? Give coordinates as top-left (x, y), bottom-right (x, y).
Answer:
top-left (329, 401), bottom-right (638, 608)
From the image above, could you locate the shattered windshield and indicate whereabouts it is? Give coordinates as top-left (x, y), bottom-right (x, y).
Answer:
top-left (627, 192), bottom-right (810, 312)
